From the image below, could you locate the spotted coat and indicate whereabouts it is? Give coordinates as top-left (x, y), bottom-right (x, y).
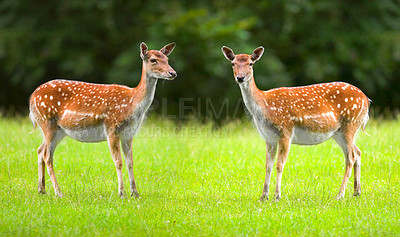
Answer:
top-left (30, 80), bottom-right (143, 130)
top-left (29, 42), bottom-right (177, 198)
top-left (221, 45), bottom-right (370, 201)
top-left (259, 82), bottom-right (369, 133)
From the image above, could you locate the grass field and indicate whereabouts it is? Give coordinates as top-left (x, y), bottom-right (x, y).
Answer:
top-left (1, 117), bottom-right (399, 236)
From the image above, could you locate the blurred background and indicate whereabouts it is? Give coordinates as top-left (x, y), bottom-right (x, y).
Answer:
top-left (1, 0), bottom-right (399, 122)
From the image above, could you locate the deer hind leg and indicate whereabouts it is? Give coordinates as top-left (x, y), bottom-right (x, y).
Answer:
top-left (260, 141), bottom-right (277, 201)
top-left (121, 138), bottom-right (139, 198)
top-left (108, 133), bottom-right (125, 197)
top-left (333, 129), bottom-right (357, 200)
top-left (37, 142), bottom-right (46, 194)
top-left (275, 135), bottom-right (291, 201)
top-left (42, 127), bottom-right (65, 197)
top-left (353, 144), bottom-right (362, 196)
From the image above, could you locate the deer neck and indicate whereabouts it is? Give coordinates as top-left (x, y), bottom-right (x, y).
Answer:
top-left (133, 65), bottom-right (158, 111)
top-left (239, 76), bottom-right (264, 116)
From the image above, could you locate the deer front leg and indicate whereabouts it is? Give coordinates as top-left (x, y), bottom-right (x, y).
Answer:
top-left (275, 135), bottom-right (291, 201)
top-left (260, 141), bottom-right (277, 201)
top-left (108, 133), bottom-right (125, 197)
top-left (121, 138), bottom-right (140, 198)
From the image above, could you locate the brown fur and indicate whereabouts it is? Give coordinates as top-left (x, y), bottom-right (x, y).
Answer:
top-left (222, 46), bottom-right (369, 200)
top-left (29, 42), bottom-right (177, 197)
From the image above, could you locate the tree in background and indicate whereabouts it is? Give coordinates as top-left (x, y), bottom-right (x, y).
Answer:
top-left (1, 0), bottom-right (399, 121)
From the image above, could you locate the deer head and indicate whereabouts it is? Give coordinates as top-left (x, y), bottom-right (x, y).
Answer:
top-left (140, 42), bottom-right (177, 80)
top-left (221, 46), bottom-right (264, 84)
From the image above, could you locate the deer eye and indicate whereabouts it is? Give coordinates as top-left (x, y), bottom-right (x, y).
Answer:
top-left (249, 63), bottom-right (254, 67)
top-left (150, 58), bottom-right (157, 63)
top-left (231, 62), bottom-right (235, 67)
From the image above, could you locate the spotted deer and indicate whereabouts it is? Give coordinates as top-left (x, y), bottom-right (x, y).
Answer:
top-left (29, 42), bottom-right (177, 197)
top-left (221, 46), bottom-right (370, 201)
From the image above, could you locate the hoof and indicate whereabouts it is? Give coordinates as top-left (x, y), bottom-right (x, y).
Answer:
top-left (38, 189), bottom-right (46, 195)
top-left (336, 193), bottom-right (344, 200)
top-left (275, 194), bottom-right (281, 201)
top-left (259, 194), bottom-right (268, 202)
top-left (131, 191), bottom-right (140, 198)
top-left (353, 191), bottom-right (361, 197)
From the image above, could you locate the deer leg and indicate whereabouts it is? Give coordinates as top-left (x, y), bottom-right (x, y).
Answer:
top-left (333, 131), bottom-right (356, 199)
top-left (260, 141), bottom-right (277, 201)
top-left (43, 129), bottom-right (65, 197)
top-left (275, 136), bottom-right (291, 201)
top-left (37, 142), bottom-right (46, 194)
top-left (121, 138), bottom-right (139, 198)
top-left (353, 144), bottom-right (362, 196)
top-left (108, 133), bottom-right (125, 197)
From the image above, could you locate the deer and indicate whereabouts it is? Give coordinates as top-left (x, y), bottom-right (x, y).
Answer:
top-left (29, 42), bottom-right (177, 198)
top-left (221, 46), bottom-right (370, 201)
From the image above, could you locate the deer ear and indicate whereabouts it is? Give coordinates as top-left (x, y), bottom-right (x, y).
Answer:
top-left (251, 46), bottom-right (264, 62)
top-left (160, 42), bottom-right (176, 56)
top-left (140, 42), bottom-right (148, 60)
top-left (221, 46), bottom-right (235, 61)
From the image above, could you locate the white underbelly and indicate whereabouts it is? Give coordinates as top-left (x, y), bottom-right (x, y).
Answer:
top-left (60, 116), bottom-right (145, 143)
top-left (61, 125), bottom-right (107, 142)
top-left (291, 127), bottom-right (335, 145)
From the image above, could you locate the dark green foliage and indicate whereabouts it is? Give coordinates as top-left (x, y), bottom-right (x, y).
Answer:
top-left (1, 0), bottom-right (399, 120)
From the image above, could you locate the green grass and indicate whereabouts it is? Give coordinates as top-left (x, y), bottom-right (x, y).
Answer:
top-left (1, 117), bottom-right (399, 236)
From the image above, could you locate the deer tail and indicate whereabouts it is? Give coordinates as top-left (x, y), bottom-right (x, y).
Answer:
top-left (361, 115), bottom-right (369, 136)
top-left (29, 112), bottom-right (37, 134)
top-left (361, 99), bottom-right (371, 136)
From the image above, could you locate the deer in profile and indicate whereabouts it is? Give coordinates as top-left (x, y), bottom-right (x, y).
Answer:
top-left (29, 42), bottom-right (177, 197)
top-left (221, 46), bottom-right (370, 201)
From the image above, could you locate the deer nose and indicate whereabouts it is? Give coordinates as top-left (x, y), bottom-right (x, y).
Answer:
top-left (168, 71), bottom-right (177, 78)
top-left (236, 76), bottom-right (245, 83)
